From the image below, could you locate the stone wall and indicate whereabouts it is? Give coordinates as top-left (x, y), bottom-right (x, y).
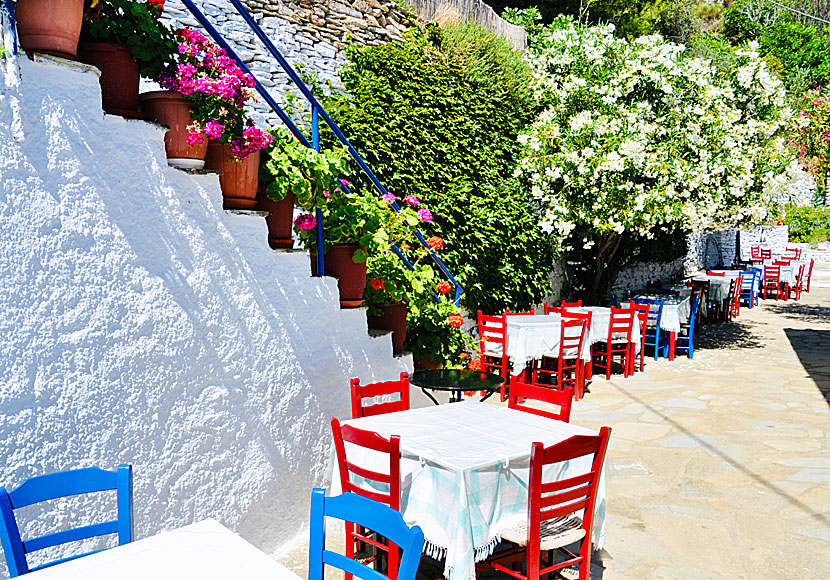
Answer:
top-left (410, 0), bottom-right (526, 49)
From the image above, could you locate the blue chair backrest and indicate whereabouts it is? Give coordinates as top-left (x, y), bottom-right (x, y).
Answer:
top-left (634, 298), bottom-right (664, 327)
top-left (309, 489), bottom-right (424, 580)
top-left (0, 465), bottom-right (133, 577)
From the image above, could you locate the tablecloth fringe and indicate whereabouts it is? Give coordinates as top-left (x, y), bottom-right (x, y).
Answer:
top-left (428, 523), bottom-right (520, 580)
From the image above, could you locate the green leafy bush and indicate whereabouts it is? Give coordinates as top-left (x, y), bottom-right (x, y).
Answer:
top-left (323, 24), bottom-right (553, 314)
top-left (785, 204), bottom-right (830, 244)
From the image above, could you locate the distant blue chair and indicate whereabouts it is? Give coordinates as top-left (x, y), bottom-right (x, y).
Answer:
top-left (0, 465), bottom-right (133, 577)
top-left (674, 296), bottom-right (701, 359)
top-left (309, 489), bottom-right (424, 580)
top-left (740, 269), bottom-right (761, 308)
top-left (634, 298), bottom-right (668, 360)
top-left (610, 293), bottom-right (620, 308)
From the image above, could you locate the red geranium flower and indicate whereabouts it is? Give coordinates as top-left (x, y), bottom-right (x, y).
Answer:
top-left (437, 280), bottom-right (452, 294)
top-left (468, 359), bottom-right (484, 371)
top-left (148, 0), bottom-right (165, 16)
top-left (447, 313), bottom-right (463, 328)
top-left (427, 236), bottom-right (444, 250)
top-left (370, 278), bottom-right (386, 291)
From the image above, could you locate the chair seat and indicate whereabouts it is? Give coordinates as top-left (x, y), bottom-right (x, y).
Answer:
top-left (500, 514), bottom-right (586, 551)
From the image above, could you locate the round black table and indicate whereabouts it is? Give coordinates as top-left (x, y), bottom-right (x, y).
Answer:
top-left (410, 369), bottom-right (506, 404)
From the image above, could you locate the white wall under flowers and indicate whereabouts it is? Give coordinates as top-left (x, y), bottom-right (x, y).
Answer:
top-left (0, 54), bottom-right (411, 576)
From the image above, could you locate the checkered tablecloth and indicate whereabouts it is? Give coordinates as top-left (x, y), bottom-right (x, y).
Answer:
top-left (332, 402), bottom-right (607, 580)
top-left (692, 275), bottom-right (732, 301)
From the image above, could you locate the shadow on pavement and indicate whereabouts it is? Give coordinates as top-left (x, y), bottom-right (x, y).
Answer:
top-left (694, 319), bottom-right (765, 351)
top-left (784, 328), bottom-right (830, 408)
top-left (765, 302), bottom-right (830, 325)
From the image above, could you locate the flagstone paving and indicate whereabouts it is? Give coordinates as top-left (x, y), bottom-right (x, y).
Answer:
top-left (276, 260), bottom-right (830, 580)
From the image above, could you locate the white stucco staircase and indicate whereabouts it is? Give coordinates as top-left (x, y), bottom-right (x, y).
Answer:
top-left (0, 51), bottom-right (413, 575)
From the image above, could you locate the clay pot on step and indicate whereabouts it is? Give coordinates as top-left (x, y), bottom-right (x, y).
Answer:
top-left (139, 90), bottom-right (207, 169)
top-left (78, 42), bottom-right (141, 118)
top-left (310, 244), bottom-right (366, 308)
top-left (256, 187), bottom-right (295, 249)
top-left (413, 355), bottom-right (443, 370)
top-left (205, 142), bottom-right (260, 210)
top-left (16, 0), bottom-right (85, 60)
top-left (367, 302), bottom-right (407, 355)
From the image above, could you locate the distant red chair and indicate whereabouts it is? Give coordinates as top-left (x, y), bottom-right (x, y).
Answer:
top-left (560, 300), bottom-right (583, 309)
top-left (789, 264), bottom-right (806, 301)
top-left (532, 312), bottom-right (591, 398)
top-left (331, 418), bottom-right (402, 580)
top-left (507, 375), bottom-right (573, 423)
top-left (761, 248), bottom-right (772, 260)
top-left (630, 302), bottom-right (649, 373)
top-left (543, 303), bottom-right (562, 315)
top-left (728, 275), bottom-right (743, 319)
top-left (477, 310), bottom-right (510, 399)
top-left (763, 265), bottom-right (784, 300)
top-left (593, 306), bottom-right (635, 379)
top-left (706, 271), bottom-right (725, 276)
top-left (785, 247), bottom-right (802, 260)
top-left (751, 246), bottom-right (762, 263)
top-left (351, 373), bottom-right (410, 419)
top-left (805, 259), bottom-right (816, 293)
top-left (483, 427), bottom-right (612, 580)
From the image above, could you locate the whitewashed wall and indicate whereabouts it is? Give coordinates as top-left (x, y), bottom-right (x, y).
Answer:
top-left (0, 55), bottom-right (412, 577)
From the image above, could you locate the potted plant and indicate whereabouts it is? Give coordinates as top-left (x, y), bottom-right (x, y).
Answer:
top-left (405, 292), bottom-right (475, 369)
top-left (16, 0), bottom-right (86, 59)
top-left (364, 252), bottom-right (416, 355)
top-left (80, 0), bottom-right (175, 117)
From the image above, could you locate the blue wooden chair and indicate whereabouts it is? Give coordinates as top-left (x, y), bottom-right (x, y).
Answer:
top-left (739, 268), bottom-right (761, 308)
top-left (0, 465), bottom-right (133, 577)
top-left (309, 489), bottom-right (424, 580)
top-left (634, 298), bottom-right (667, 360)
top-left (674, 296), bottom-right (701, 359)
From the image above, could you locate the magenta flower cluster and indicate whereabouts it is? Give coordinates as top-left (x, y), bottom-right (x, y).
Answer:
top-left (382, 193), bottom-right (396, 203)
top-left (229, 125), bottom-right (273, 160)
top-left (416, 208), bottom-right (433, 222)
top-left (294, 213), bottom-right (317, 231)
top-left (403, 195), bottom-right (420, 207)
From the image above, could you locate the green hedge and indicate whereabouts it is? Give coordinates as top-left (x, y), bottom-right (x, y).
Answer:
top-left (785, 204), bottom-right (830, 244)
top-left (323, 24), bottom-right (553, 314)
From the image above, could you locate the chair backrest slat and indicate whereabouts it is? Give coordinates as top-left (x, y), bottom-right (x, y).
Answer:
top-left (351, 373), bottom-right (410, 419)
top-left (540, 472), bottom-right (593, 493)
top-left (507, 376), bottom-right (572, 423)
top-left (0, 465), bottom-right (133, 577)
top-left (309, 490), bottom-right (424, 580)
top-left (560, 300), bottom-right (582, 308)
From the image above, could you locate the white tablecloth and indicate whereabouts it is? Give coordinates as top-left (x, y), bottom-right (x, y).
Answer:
top-left (334, 402), bottom-right (607, 580)
top-left (691, 275), bottom-right (732, 301)
top-left (27, 519), bottom-right (301, 580)
top-left (506, 309), bottom-right (640, 369)
top-left (708, 270), bottom-right (761, 292)
top-left (762, 260), bottom-right (805, 285)
top-left (630, 294), bottom-right (691, 333)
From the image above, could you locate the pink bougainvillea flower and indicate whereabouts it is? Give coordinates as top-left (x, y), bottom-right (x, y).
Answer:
top-left (403, 195), bottom-right (420, 207)
top-left (294, 213), bottom-right (316, 230)
top-left (417, 209), bottom-right (433, 222)
top-left (382, 193), bottom-right (396, 203)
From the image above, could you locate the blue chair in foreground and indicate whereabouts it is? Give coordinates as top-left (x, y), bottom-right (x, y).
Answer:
top-left (0, 465), bottom-right (133, 577)
top-left (740, 269), bottom-right (760, 309)
top-left (674, 296), bottom-right (701, 359)
top-left (634, 298), bottom-right (668, 360)
top-left (309, 489), bottom-right (424, 580)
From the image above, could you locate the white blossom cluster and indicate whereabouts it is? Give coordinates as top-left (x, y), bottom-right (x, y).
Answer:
top-left (515, 17), bottom-right (797, 248)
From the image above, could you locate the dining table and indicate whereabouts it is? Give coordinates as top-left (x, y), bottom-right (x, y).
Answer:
top-left (691, 274), bottom-right (732, 302)
top-left (332, 401), bottom-right (607, 580)
top-left (26, 519), bottom-right (303, 580)
top-left (708, 269), bottom-right (761, 292)
top-left (762, 260), bottom-right (806, 285)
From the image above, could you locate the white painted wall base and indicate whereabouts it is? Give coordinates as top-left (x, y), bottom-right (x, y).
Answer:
top-left (0, 54), bottom-right (410, 576)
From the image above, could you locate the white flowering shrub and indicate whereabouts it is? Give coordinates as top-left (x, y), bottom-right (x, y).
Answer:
top-left (517, 17), bottom-right (796, 266)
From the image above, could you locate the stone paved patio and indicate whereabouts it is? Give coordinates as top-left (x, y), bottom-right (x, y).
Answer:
top-left (277, 260), bottom-right (830, 580)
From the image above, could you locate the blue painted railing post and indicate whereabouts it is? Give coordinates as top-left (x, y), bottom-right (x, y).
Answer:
top-left (312, 105), bottom-right (325, 277)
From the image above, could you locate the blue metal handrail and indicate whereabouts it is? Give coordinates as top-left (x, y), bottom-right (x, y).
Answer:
top-left (178, 0), bottom-right (463, 305)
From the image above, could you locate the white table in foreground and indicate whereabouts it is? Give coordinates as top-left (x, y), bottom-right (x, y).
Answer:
top-left (336, 401), bottom-right (606, 580)
top-left (27, 519), bottom-right (301, 580)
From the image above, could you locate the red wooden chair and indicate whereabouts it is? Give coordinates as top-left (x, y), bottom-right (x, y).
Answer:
top-left (750, 246), bottom-right (762, 263)
top-left (508, 375), bottom-right (573, 423)
top-left (543, 303), bottom-right (562, 315)
top-left (760, 248), bottom-right (771, 260)
top-left (531, 312), bottom-right (591, 399)
top-left (351, 373), bottom-right (410, 419)
top-left (730, 274), bottom-right (743, 318)
top-left (763, 265), bottom-right (783, 300)
top-left (805, 259), bottom-right (815, 293)
top-left (630, 302), bottom-right (649, 373)
top-left (593, 306), bottom-right (635, 379)
top-left (706, 270), bottom-right (725, 276)
top-left (477, 310), bottom-right (513, 400)
top-left (331, 418), bottom-right (402, 580)
top-left (560, 300), bottom-right (583, 309)
top-left (789, 264), bottom-right (806, 301)
top-left (785, 247), bottom-right (802, 260)
top-left (483, 427), bottom-right (612, 580)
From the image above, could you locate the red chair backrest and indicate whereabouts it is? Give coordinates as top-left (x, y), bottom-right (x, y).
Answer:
top-left (706, 271), bottom-right (725, 276)
top-left (542, 302), bottom-right (561, 315)
top-left (560, 300), bottom-right (583, 308)
top-left (525, 427), bottom-right (611, 550)
top-left (507, 375), bottom-right (573, 423)
top-left (765, 265), bottom-right (781, 279)
top-left (351, 373), bottom-right (410, 419)
top-left (560, 311), bottom-right (591, 359)
top-left (761, 249), bottom-right (771, 259)
top-left (477, 310), bottom-right (506, 354)
top-left (630, 302), bottom-right (649, 338)
top-left (807, 259), bottom-right (815, 290)
top-left (751, 246), bottom-right (761, 259)
top-left (773, 258), bottom-right (791, 266)
top-left (608, 306), bottom-right (635, 342)
top-left (331, 418), bottom-right (401, 510)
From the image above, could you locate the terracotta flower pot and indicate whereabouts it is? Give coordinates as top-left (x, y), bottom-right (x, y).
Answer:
top-left (367, 302), bottom-right (408, 355)
top-left (139, 90), bottom-right (207, 169)
top-left (310, 244), bottom-right (367, 308)
top-left (16, 0), bottom-right (85, 60)
top-left (78, 42), bottom-right (141, 118)
top-left (205, 142), bottom-right (260, 210)
top-left (413, 355), bottom-right (443, 370)
top-left (256, 187), bottom-right (295, 249)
